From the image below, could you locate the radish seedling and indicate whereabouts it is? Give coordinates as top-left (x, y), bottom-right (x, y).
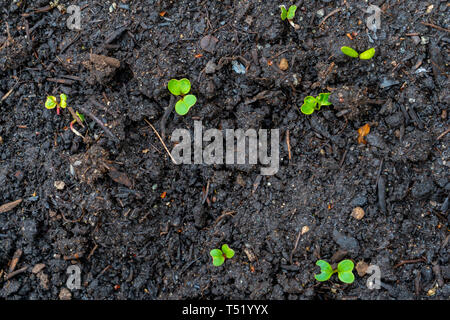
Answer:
top-left (168, 78), bottom-right (197, 116)
top-left (45, 93), bottom-right (67, 115)
top-left (341, 47), bottom-right (375, 60)
top-left (210, 244), bottom-right (235, 267)
top-left (300, 93), bottom-right (331, 115)
top-left (315, 259), bottom-right (355, 284)
top-left (280, 5), bottom-right (299, 29)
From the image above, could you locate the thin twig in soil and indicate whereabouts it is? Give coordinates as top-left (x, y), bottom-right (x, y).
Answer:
top-left (5, 266), bottom-right (28, 280)
top-left (339, 148), bottom-right (348, 168)
top-left (9, 249), bottom-right (23, 273)
top-left (160, 96), bottom-right (175, 139)
top-left (87, 244), bottom-right (98, 260)
top-left (420, 22), bottom-right (450, 33)
top-left (319, 8), bottom-right (341, 27)
top-left (393, 257), bottom-right (426, 269)
top-left (286, 130), bottom-right (291, 162)
top-left (213, 211), bottom-right (236, 226)
top-left (63, 253), bottom-right (83, 261)
top-left (144, 119), bottom-right (178, 165)
top-left (289, 230), bottom-right (302, 265)
top-left (76, 99), bottom-right (120, 143)
top-left (96, 265), bottom-right (111, 279)
top-left (436, 127), bottom-right (450, 140)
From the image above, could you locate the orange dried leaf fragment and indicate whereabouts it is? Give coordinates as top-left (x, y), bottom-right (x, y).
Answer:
top-left (357, 123), bottom-right (370, 144)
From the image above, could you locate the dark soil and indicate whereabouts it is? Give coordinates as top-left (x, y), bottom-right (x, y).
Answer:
top-left (0, 0), bottom-right (449, 300)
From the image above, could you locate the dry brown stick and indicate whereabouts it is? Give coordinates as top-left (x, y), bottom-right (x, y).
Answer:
top-left (214, 211), bottom-right (236, 226)
top-left (0, 199), bottom-right (22, 214)
top-left (319, 8), bottom-right (341, 27)
top-left (289, 230), bottom-right (302, 265)
top-left (144, 118), bottom-right (178, 164)
top-left (63, 253), bottom-right (83, 261)
top-left (286, 130), bottom-right (291, 162)
top-left (420, 22), bottom-right (450, 33)
top-left (393, 257), bottom-right (426, 269)
top-left (9, 249), bottom-right (23, 273)
top-left (5, 266), bottom-right (28, 280)
top-left (87, 244), bottom-right (98, 260)
top-left (437, 127), bottom-right (450, 140)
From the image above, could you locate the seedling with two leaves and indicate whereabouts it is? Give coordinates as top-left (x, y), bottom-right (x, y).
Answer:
top-left (168, 78), bottom-right (197, 116)
top-left (45, 93), bottom-right (67, 115)
top-left (341, 47), bottom-right (375, 60)
top-left (300, 93), bottom-right (332, 115)
top-left (280, 5), bottom-right (299, 29)
top-left (69, 109), bottom-right (85, 138)
top-left (315, 259), bottom-right (355, 284)
top-left (210, 244), bottom-right (235, 267)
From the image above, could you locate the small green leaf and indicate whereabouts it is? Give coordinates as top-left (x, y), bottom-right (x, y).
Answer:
top-left (76, 112), bottom-right (85, 122)
top-left (212, 256), bottom-right (225, 267)
top-left (175, 99), bottom-right (190, 116)
top-left (359, 48), bottom-right (375, 60)
top-left (210, 249), bottom-right (225, 267)
top-left (337, 259), bottom-right (354, 273)
top-left (338, 271), bottom-right (355, 284)
top-left (287, 5), bottom-right (297, 20)
top-left (183, 94), bottom-right (197, 108)
top-left (210, 249), bottom-right (223, 258)
top-left (337, 260), bottom-right (355, 283)
top-left (341, 46), bottom-right (359, 58)
top-left (301, 103), bottom-right (315, 115)
top-left (221, 244), bottom-right (235, 259)
top-left (60, 93), bottom-right (67, 108)
top-left (45, 96), bottom-right (57, 109)
top-left (280, 6), bottom-right (288, 20)
top-left (168, 79), bottom-right (182, 96)
top-left (316, 92), bottom-right (332, 109)
top-left (315, 260), bottom-right (334, 282)
top-left (179, 78), bottom-right (191, 95)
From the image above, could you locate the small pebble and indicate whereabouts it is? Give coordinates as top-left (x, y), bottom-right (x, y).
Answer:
top-left (32, 263), bottom-right (46, 274)
top-left (301, 226), bottom-right (309, 235)
top-left (316, 9), bottom-right (325, 17)
top-left (356, 261), bottom-right (369, 277)
top-left (279, 58), bottom-right (289, 71)
top-left (351, 207), bottom-right (365, 220)
top-left (54, 181), bottom-right (65, 190)
top-left (231, 60), bottom-right (246, 74)
top-left (59, 288), bottom-right (72, 300)
top-left (421, 36), bottom-right (429, 45)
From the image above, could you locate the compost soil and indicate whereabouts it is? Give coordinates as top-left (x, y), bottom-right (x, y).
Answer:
top-left (0, 0), bottom-right (449, 300)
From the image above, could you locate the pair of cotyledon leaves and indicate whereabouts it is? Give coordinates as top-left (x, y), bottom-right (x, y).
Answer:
top-left (315, 259), bottom-right (355, 284)
top-left (45, 93), bottom-right (67, 110)
top-left (167, 78), bottom-right (197, 116)
top-left (341, 47), bottom-right (375, 60)
top-left (210, 244), bottom-right (235, 267)
top-left (280, 5), bottom-right (297, 20)
top-left (300, 92), bottom-right (332, 115)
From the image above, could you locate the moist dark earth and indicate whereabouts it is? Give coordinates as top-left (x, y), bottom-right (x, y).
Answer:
top-left (0, 0), bottom-right (448, 300)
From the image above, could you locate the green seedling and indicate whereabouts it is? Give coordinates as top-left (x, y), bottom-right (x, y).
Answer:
top-left (45, 93), bottom-right (67, 115)
top-left (300, 92), bottom-right (332, 115)
top-left (315, 259), bottom-right (355, 284)
top-left (341, 46), bottom-right (375, 60)
top-left (69, 111), bottom-right (85, 138)
top-left (210, 244), bottom-right (235, 267)
top-left (168, 78), bottom-right (197, 116)
top-left (280, 5), bottom-right (299, 29)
